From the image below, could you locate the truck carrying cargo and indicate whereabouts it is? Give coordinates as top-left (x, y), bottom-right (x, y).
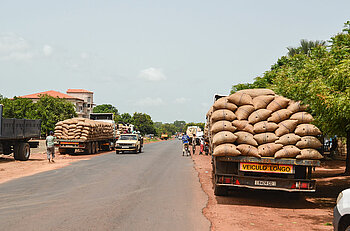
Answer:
top-left (207, 90), bottom-right (323, 195)
top-left (55, 116), bottom-right (116, 154)
top-left (0, 105), bottom-right (41, 160)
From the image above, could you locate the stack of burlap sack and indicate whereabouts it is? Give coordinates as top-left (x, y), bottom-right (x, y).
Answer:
top-left (54, 118), bottom-right (113, 141)
top-left (206, 89), bottom-right (323, 160)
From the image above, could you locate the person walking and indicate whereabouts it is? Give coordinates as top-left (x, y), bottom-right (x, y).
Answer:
top-left (192, 134), bottom-right (197, 155)
top-left (46, 131), bottom-right (55, 163)
top-left (199, 137), bottom-right (204, 155)
top-left (182, 134), bottom-right (190, 156)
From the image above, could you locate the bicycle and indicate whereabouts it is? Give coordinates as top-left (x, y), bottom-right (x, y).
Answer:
top-left (183, 143), bottom-right (190, 156)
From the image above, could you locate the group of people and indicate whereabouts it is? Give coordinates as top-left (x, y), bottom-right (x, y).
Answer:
top-left (181, 133), bottom-right (208, 156)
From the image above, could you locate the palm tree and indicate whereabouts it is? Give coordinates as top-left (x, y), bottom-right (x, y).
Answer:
top-left (287, 39), bottom-right (326, 57)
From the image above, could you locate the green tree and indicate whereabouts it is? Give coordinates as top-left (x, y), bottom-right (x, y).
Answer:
top-left (132, 112), bottom-right (156, 135)
top-left (34, 95), bottom-right (77, 136)
top-left (93, 104), bottom-right (119, 115)
top-left (118, 113), bottom-right (133, 124)
top-left (0, 97), bottom-right (36, 119)
top-left (287, 39), bottom-right (326, 57)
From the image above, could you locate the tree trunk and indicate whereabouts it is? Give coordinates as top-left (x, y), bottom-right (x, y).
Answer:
top-left (345, 130), bottom-right (350, 175)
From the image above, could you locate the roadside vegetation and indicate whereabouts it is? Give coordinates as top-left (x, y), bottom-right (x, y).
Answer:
top-left (231, 21), bottom-right (350, 173)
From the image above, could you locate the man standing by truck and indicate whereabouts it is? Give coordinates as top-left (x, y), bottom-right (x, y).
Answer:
top-left (46, 131), bottom-right (55, 163)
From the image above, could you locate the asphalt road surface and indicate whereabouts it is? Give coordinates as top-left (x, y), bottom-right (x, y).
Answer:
top-left (0, 140), bottom-right (210, 231)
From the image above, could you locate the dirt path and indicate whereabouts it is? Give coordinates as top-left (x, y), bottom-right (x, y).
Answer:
top-left (191, 153), bottom-right (349, 231)
top-left (0, 138), bottom-right (164, 184)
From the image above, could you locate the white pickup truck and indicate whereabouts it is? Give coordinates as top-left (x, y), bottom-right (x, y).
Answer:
top-left (115, 134), bottom-right (143, 154)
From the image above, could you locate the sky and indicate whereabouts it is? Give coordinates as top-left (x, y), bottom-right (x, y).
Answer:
top-left (0, 0), bottom-right (349, 123)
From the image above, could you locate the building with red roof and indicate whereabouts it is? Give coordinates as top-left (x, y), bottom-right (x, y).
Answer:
top-left (19, 89), bottom-right (94, 118)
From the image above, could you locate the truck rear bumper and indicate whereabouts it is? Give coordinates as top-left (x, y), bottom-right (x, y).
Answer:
top-left (215, 174), bottom-right (316, 192)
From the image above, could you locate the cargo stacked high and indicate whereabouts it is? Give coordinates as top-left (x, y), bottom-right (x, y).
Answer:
top-left (207, 89), bottom-right (322, 195)
top-left (55, 118), bottom-right (115, 154)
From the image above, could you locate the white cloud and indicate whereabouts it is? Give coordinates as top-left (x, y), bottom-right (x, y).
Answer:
top-left (43, 45), bottom-right (53, 56)
top-left (134, 97), bottom-right (164, 107)
top-left (0, 33), bottom-right (34, 61)
top-left (138, 67), bottom-right (166, 81)
top-left (174, 97), bottom-right (190, 104)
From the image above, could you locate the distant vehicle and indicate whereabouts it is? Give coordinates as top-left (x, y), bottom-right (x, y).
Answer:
top-left (0, 105), bottom-right (41, 161)
top-left (115, 134), bottom-right (143, 154)
top-left (334, 188), bottom-right (350, 231)
top-left (160, 133), bottom-right (169, 140)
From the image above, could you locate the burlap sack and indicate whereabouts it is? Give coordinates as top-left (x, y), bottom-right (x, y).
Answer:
top-left (275, 120), bottom-right (299, 137)
top-left (253, 121), bottom-right (278, 133)
top-left (55, 126), bottom-right (63, 130)
top-left (290, 112), bottom-right (314, 124)
top-left (266, 96), bottom-right (290, 112)
top-left (248, 109), bottom-right (272, 124)
top-left (254, 133), bottom-right (278, 145)
top-left (287, 101), bottom-right (308, 113)
top-left (296, 136), bottom-right (322, 149)
top-left (206, 107), bottom-right (214, 119)
top-left (258, 143), bottom-right (283, 157)
top-left (234, 131), bottom-right (258, 146)
top-left (296, 149), bottom-right (323, 160)
top-left (253, 95), bottom-right (275, 110)
top-left (213, 131), bottom-right (238, 146)
top-left (237, 144), bottom-right (260, 157)
top-left (275, 133), bottom-right (301, 145)
top-left (213, 144), bottom-right (241, 156)
top-left (235, 105), bottom-right (255, 120)
top-left (228, 92), bottom-right (253, 106)
top-left (56, 121), bottom-right (63, 126)
top-left (213, 97), bottom-right (238, 112)
top-left (295, 124), bottom-right (322, 136)
top-left (274, 145), bottom-right (301, 158)
top-left (232, 120), bottom-right (254, 134)
top-left (211, 109), bottom-right (237, 122)
top-left (211, 120), bottom-right (237, 134)
top-left (268, 109), bottom-right (293, 123)
top-left (237, 89), bottom-right (275, 98)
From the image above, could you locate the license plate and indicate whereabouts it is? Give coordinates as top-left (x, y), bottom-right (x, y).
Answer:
top-left (240, 162), bottom-right (294, 174)
top-left (122, 146), bottom-right (129, 149)
top-left (255, 180), bottom-right (276, 187)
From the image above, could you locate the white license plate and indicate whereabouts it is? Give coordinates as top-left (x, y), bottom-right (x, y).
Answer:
top-left (254, 180), bottom-right (276, 187)
top-left (122, 146), bottom-right (129, 149)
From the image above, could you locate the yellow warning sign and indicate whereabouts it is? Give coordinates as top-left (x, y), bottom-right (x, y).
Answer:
top-left (240, 162), bottom-right (294, 174)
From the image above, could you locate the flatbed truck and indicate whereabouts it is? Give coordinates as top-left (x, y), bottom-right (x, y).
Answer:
top-left (57, 113), bottom-right (116, 154)
top-left (0, 105), bottom-right (41, 160)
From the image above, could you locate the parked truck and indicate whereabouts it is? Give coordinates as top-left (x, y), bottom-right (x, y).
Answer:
top-left (0, 105), bottom-right (41, 160)
top-left (209, 93), bottom-right (321, 195)
top-left (56, 114), bottom-right (116, 154)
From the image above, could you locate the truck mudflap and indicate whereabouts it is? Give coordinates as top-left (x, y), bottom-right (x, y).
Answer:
top-left (215, 174), bottom-right (316, 192)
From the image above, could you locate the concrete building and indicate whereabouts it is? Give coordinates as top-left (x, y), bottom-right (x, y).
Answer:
top-left (66, 89), bottom-right (94, 118)
top-left (20, 89), bottom-right (94, 118)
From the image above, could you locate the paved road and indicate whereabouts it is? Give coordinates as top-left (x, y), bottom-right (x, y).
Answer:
top-left (0, 140), bottom-right (210, 231)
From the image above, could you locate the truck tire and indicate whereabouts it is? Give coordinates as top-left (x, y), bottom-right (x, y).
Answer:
top-left (94, 142), bottom-right (99, 153)
top-left (14, 142), bottom-right (30, 161)
top-left (91, 142), bottom-right (96, 154)
top-left (59, 148), bottom-right (68, 154)
top-left (85, 142), bottom-right (92, 154)
top-left (214, 185), bottom-right (228, 196)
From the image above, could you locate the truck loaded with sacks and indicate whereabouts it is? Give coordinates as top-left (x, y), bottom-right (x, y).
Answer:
top-left (206, 89), bottom-right (323, 196)
top-left (54, 117), bottom-right (115, 154)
